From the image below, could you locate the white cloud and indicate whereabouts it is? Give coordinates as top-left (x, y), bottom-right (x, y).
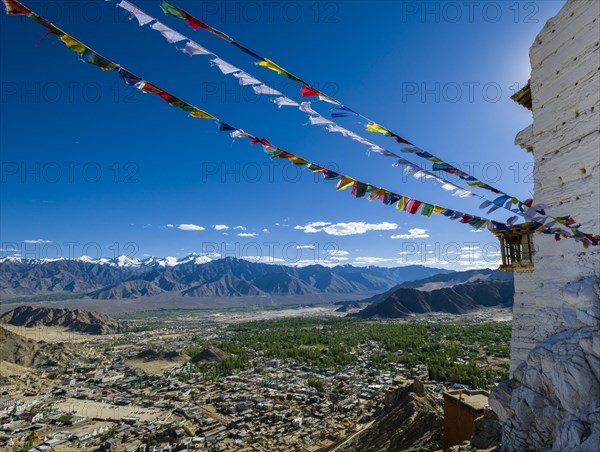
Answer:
top-left (166, 224), bottom-right (174, 228)
top-left (177, 224), bottom-right (205, 231)
top-left (237, 233), bottom-right (258, 238)
top-left (214, 225), bottom-right (229, 231)
top-left (23, 239), bottom-right (53, 244)
top-left (469, 229), bottom-right (483, 233)
top-left (262, 228), bottom-right (269, 233)
top-left (352, 257), bottom-right (395, 265)
top-left (324, 222), bottom-right (398, 236)
top-left (294, 221), bottom-right (398, 236)
top-left (294, 222), bottom-right (331, 233)
top-left (296, 245), bottom-right (316, 249)
top-left (241, 255), bottom-right (285, 264)
top-left (327, 250), bottom-right (350, 256)
top-left (234, 225), bottom-right (247, 230)
top-left (390, 228), bottom-right (430, 239)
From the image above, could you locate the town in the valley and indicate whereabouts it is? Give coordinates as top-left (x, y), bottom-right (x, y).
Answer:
top-left (0, 307), bottom-right (510, 451)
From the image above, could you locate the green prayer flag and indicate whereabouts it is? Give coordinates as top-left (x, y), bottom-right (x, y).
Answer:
top-left (421, 203), bottom-right (434, 217)
top-left (161, 0), bottom-right (187, 20)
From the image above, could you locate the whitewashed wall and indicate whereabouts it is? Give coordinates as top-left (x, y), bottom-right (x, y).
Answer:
top-left (510, 0), bottom-right (600, 373)
top-left (490, 1), bottom-right (599, 450)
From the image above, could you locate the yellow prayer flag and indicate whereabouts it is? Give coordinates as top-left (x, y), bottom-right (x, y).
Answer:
top-left (396, 196), bottom-right (407, 211)
top-left (365, 122), bottom-right (391, 135)
top-left (256, 58), bottom-right (286, 75)
top-left (433, 205), bottom-right (445, 214)
top-left (288, 156), bottom-right (308, 166)
top-left (190, 109), bottom-right (216, 120)
top-left (60, 35), bottom-right (87, 55)
top-left (336, 176), bottom-right (355, 190)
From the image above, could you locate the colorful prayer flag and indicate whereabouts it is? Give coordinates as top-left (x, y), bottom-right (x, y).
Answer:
top-left (160, 0), bottom-right (186, 20)
top-left (421, 203), bottom-right (434, 217)
top-left (329, 106), bottom-right (357, 118)
top-left (366, 123), bottom-right (392, 136)
top-left (301, 86), bottom-right (320, 98)
top-left (3, 0), bottom-right (31, 16)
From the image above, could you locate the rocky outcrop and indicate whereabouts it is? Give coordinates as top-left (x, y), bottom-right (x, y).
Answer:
top-left (351, 279), bottom-right (514, 319)
top-left (491, 0), bottom-right (600, 449)
top-left (0, 326), bottom-right (77, 368)
top-left (490, 327), bottom-right (599, 451)
top-left (0, 306), bottom-right (128, 334)
top-left (338, 380), bottom-right (442, 451)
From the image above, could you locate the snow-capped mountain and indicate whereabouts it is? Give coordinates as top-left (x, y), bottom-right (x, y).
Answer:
top-left (0, 256), bottom-right (453, 300)
top-left (0, 253), bottom-right (214, 269)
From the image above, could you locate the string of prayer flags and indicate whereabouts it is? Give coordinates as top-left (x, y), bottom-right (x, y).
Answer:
top-left (161, 0), bottom-right (232, 41)
top-left (151, 0), bottom-right (594, 234)
top-left (110, 0), bottom-right (525, 223)
top-left (158, 0), bottom-right (547, 203)
top-left (7, 0), bottom-right (598, 247)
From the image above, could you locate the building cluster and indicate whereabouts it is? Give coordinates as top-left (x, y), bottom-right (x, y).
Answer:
top-left (1, 314), bottom-right (494, 451)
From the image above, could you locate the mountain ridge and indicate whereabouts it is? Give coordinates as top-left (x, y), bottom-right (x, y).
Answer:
top-left (0, 306), bottom-right (129, 334)
top-left (0, 256), bottom-right (454, 300)
top-left (351, 279), bottom-right (514, 319)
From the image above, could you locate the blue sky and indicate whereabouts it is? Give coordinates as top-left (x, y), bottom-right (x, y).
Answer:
top-left (0, 0), bottom-right (565, 269)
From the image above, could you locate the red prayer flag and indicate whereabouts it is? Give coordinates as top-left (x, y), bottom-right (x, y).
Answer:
top-left (460, 214), bottom-right (474, 223)
top-left (406, 200), bottom-right (423, 214)
top-left (4, 0), bottom-right (31, 15)
top-left (158, 92), bottom-right (175, 103)
top-left (184, 11), bottom-right (209, 30)
top-left (140, 82), bottom-right (164, 95)
top-left (393, 135), bottom-right (412, 145)
top-left (300, 86), bottom-right (320, 97)
top-left (250, 138), bottom-right (271, 146)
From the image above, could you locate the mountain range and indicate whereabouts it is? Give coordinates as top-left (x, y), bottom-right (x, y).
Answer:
top-left (0, 256), bottom-right (453, 300)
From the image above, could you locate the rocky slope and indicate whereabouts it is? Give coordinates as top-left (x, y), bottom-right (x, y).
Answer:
top-left (351, 280), bottom-right (514, 319)
top-left (190, 347), bottom-right (232, 364)
top-left (0, 326), bottom-right (76, 367)
top-left (490, 327), bottom-right (600, 451)
top-left (0, 306), bottom-right (128, 334)
top-left (339, 379), bottom-right (442, 451)
top-left (336, 269), bottom-right (512, 309)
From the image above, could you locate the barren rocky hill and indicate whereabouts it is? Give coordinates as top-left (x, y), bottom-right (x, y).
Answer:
top-left (0, 305), bottom-right (128, 334)
top-left (0, 326), bottom-right (76, 368)
top-left (339, 379), bottom-right (442, 451)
